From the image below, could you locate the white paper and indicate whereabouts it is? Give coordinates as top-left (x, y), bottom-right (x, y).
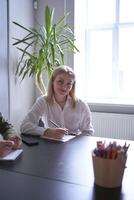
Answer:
top-left (41, 134), bottom-right (76, 142)
top-left (0, 149), bottom-right (23, 161)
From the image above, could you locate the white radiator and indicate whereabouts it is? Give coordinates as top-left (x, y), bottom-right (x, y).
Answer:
top-left (92, 112), bottom-right (134, 140)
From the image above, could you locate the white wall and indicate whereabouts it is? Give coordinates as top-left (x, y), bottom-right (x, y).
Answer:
top-left (9, 0), bottom-right (36, 131)
top-left (0, 0), bottom-right (9, 118)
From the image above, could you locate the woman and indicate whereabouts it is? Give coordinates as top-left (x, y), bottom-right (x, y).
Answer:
top-left (20, 65), bottom-right (94, 139)
top-left (0, 113), bottom-right (22, 157)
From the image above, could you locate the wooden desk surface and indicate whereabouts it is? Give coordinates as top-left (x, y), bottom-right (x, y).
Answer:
top-left (0, 135), bottom-right (134, 200)
top-left (0, 169), bottom-right (93, 200)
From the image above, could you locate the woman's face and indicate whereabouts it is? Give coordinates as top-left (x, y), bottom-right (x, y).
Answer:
top-left (53, 73), bottom-right (74, 97)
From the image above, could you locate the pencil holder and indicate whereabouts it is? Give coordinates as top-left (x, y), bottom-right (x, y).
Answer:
top-left (92, 152), bottom-right (127, 188)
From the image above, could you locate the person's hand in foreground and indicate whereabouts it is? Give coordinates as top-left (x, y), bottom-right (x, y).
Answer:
top-left (6, 134), bottom-right (22, 149)
top-left (0, 140), bottom-right (14, 157)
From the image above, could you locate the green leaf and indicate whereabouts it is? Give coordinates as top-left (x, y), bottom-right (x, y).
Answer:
top-left (12, 21), bottom-right (34, 34)
top-left (12, 34), bottom-right (35, 46)
top-left (56, 12), bottom-right (70, 27)
top-left (45, 6), bottom-right (54, 37)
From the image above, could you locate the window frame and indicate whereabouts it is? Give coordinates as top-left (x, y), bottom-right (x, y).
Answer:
top-left (74, 0), bottom-right (134, 113)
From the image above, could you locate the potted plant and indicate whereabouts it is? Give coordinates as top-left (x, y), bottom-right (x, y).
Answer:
top-left (13, 5), bottom-right (79, 95)
top-left (0, 113), bottom-right (13, 138)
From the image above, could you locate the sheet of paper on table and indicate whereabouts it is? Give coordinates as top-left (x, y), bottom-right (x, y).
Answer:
top-left (0, 149), bottom-right (23, 161)
top-left (41, 134), bottom-right (76, 142)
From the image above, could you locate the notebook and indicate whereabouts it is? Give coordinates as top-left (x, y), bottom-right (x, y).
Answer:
top-left (41, 134), bottom-right (76, 142)
top-left (0, 149), bottom-right (23, 161)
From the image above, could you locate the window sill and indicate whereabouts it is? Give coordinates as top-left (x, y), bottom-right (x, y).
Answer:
top-left (88, 102), bottom-right (134, 114)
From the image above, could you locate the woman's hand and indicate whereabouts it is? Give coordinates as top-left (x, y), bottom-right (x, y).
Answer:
top-left (7, 134), bottom-right (22, 149)
top-left (44, 128), bottom-right (68, 139)
top-left (0, 140), bottom-right (14, 157)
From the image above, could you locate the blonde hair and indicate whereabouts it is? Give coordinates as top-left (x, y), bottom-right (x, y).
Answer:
top-left (46, 65), bottom-right (77, 108)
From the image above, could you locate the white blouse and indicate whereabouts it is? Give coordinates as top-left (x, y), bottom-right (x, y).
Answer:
top-left (20, 95), bottom-right (94, 136)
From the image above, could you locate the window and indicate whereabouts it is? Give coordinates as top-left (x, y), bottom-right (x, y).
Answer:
top-left (74, 0), bottom-right (134, 106)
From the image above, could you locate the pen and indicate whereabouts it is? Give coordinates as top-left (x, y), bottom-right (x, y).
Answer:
top-left (49, 120), bottom-right (59, 128)
top-left (49, 120), bottom-right (72, 135)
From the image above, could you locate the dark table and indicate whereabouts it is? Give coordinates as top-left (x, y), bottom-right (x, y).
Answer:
top-left (0, 135), bottom-right (133, 200)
